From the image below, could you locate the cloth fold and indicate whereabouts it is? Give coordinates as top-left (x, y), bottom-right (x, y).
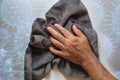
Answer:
top-left (25, 0), bottom-right (98, 80)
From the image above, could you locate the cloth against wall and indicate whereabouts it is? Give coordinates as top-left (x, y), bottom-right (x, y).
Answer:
top-left (24, 0), bottom-right (98, 80)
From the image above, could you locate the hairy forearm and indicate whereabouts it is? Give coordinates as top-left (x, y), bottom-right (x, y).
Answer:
top-left (81, 52), bottom-right (117, 80)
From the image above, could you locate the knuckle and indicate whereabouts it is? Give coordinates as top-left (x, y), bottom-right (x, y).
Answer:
top-left (71, 37), bottom-right (78, 42)
top-left (67, 42), bottom-right (72, 47)
top-left (64, 38), bottom-right (79, 47)
top-left (64, 46), bottom-right (70, 51)
top-left (64, 53), bottom-right (69, 58)
top-left (57, 35), bottom-right (61, 39)
top-left (74, 37), bottom-right (79, 42)
top-left (63, 54), bottom-right (67, 57)
top-left (64, 39), bottom-right (69, 45)
top-left (71, 37), bottom-right (79, 46)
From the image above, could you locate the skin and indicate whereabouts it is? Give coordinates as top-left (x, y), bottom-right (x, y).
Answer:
top-left (47, 23), bottom-right (117, 80)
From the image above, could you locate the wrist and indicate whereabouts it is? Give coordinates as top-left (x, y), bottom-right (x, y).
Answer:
top-left (81, 52), bottom-right (117, 80)
top-left (81, 51), bottom-right (97, 67)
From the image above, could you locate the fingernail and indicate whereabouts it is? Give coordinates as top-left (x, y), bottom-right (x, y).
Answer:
top-left (54, 23), bottom-right (59, 26)
top-left (49, 46), bottom-right (52, 50)
top-left (47, 27), bottom-right (51, 30)
top-left (73, 24), bottom-right (76, 27)
top-left (72, 25), bottom-right (76, 29)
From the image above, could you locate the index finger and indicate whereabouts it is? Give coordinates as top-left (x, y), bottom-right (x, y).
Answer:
top-left (54, 24), bottom-right (74, 38)
top-left (47, 27), bottom-right (66, 43)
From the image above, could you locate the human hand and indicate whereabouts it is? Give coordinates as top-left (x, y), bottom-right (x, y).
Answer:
top-left (47, 24), bottom-right (117, 80)
top-left (47, 24), bottom-right (94, 66)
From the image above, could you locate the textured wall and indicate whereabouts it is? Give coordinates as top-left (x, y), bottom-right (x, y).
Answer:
top-left (0, 0), bottom-right (120, 80)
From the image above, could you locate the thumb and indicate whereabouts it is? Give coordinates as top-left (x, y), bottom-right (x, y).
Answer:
top-left (72, 25), bottom-right (84, 37)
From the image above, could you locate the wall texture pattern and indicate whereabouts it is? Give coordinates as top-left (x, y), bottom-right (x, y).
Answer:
top-left (0, 0), bottom-right (120, 80)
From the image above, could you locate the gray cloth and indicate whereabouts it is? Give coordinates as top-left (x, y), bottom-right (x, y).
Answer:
top-left (24, 0), bottom-right (98, 80)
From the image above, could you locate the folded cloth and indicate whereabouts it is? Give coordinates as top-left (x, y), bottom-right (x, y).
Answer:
top-left (24, 0), bottom-right (98, 80)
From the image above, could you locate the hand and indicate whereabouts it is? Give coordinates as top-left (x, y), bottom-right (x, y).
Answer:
top-left (47, 23), bottom-right (94, 66)
top-left (47, 24), bottom-right (117, 80)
